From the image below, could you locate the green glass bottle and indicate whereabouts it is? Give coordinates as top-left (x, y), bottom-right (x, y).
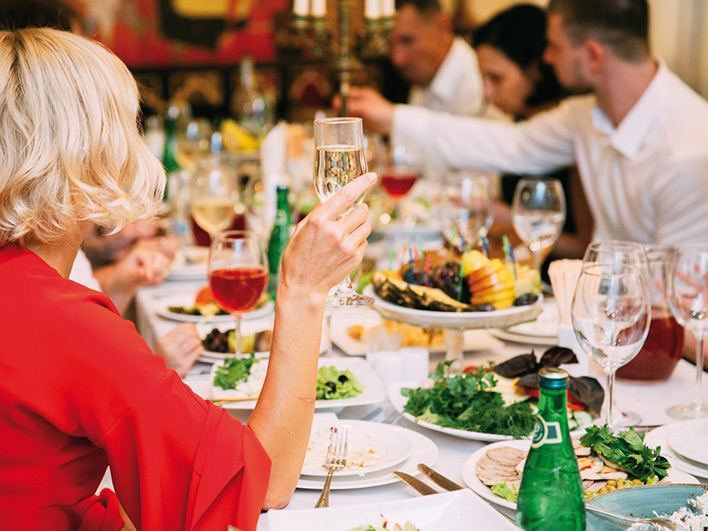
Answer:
top-left (161, 105), bottom-right (181, 203)
top-left (516, 368), bottom-right (586, 531)
top-left (266, 185), bottom-right (292, 297)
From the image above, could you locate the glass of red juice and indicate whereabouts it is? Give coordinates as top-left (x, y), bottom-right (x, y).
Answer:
top-left (379, 145), bottom-right (422, 200)
top-left (208, 230), bottom-right (268, 356)
top-left (617, 246), bottom-right (683, 382)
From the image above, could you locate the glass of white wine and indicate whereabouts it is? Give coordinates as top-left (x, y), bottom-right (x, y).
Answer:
top-left (511, 177), bottom-right (566, 272)
top-left (189, 154), bottom-right (241, 240)
top-left (313, 116), bottom-right (374, 308)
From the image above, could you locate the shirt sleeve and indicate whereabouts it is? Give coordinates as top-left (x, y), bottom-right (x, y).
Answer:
top-left (391, 99), bottom-right (580, 175)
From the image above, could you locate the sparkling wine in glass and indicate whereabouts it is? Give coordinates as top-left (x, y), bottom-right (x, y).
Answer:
top-left (313, 117), bottom-right (374, 308)
top-left (190, 154), bottom-right (240, 239)
top-left (571, 263), bottom-right (650, 431)
top-left (440, 171), bottom-right (494, 252)
top-left (666, 243), bottom-right (708, 419)
top-left (512, 178), bottom-right (566, 272)
top-left (208, 230), bottom-right (268, 357)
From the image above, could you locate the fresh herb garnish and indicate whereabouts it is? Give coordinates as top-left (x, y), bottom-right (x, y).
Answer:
top-left (579, 425), bottom-right (671, 482)
top-left (213, 354), bottom-right (259, 390)
top-left (402, 361), bottom-right (536, 438)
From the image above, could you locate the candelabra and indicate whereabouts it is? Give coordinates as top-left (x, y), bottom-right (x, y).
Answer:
top-left (291, 0), bottom-right (394, 115)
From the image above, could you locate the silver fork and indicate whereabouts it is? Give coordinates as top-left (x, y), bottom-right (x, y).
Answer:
top-left (314, 425), bottom-right (349, 508)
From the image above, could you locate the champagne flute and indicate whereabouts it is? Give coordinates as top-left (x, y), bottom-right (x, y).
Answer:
top-left (313, 117), bottom-right (374, 308)
top-left (440, 171), bottom-right (494, 252)
top-left (666, 243), bottom-right (708, 419)
top-left (189, 153), bottom-right (241, 244)
top-left (208, 230), bottom-right (268, 357)
top-left (571, 263), bottom-right (650, 431)
top-left (512, 178), bottom-right (566, 271)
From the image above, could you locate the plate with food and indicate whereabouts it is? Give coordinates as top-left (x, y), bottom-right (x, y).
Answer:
top-left (268, 489), bottom-right (518, 530)
top-left (156, 288), bottom-right (274, 324)
top-left (168, 246), bottom-right (209, 281)
top-left (332, 308), bottom-right (503, 356)
top-left (388, 350), bottom-right (601, 442)
top-left (301, 420), bottom-right (413, 477)
top-left (367, 250), bottom-right (543, 329)
top-left (207, 356), bottom-right (384, 410)
top-left (463, 426), bottom-right (698, 510)
top-left (296, 421), bottom-right (438, 491)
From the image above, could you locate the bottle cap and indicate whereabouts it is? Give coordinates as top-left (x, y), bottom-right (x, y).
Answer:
top-left (538, 367), bottom-right (569, 389)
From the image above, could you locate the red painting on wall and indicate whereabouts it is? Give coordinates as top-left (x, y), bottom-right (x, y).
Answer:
top-left (69, 0), bottom-right (290, 67)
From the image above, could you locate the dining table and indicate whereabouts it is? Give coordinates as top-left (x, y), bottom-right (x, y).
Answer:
top-left (130, 251), bottom-right (708, 530)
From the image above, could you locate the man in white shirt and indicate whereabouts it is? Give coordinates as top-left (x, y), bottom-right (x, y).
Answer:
top-left (351, 0), bottom-right (708, 246)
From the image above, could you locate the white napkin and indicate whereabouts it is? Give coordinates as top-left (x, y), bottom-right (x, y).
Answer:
top-left (259, 121), bottom-right (288, 226)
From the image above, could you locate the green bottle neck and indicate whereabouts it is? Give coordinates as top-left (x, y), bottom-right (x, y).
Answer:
top-left (275, 190), bottom-right (291, 224)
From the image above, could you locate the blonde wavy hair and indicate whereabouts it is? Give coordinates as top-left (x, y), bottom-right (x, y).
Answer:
top-left (0, 28), bottom-right (165, 245)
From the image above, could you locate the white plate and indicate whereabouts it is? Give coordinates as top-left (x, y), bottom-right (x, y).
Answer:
top-left (366, 285), bottom-right (543, 330)
top-left (645, 423), bottom-right (708, 478)
top-left (331, 308), bottom-right (504, 356)
top-left (301, 419), bottom-right (413, 477)
top-left (156, 296), bottom-right (274, 323)
top-left (504, 301), bottom-right (559, 338)
top-left (268, 489), bottom-right (518, 531)
top-left (207, 357), bottom-right (385, 411)
top-left (462, 439), bottom-right (701, 511)
top-left (295, 422), bottom-right (438, 490)
top-left (488, 329), bottom-right (558, 346)
top-left (667, 419), bottom-right (708, 466)
top-left (388, 380), bottom-right (529, 442)
top-left (168, 246), bottom-right (209, 281)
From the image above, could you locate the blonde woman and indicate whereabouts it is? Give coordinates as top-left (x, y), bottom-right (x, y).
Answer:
top-left (0, 28), bottom-right (375, 530)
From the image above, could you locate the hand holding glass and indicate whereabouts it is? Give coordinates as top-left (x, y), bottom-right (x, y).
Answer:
top-left (208, 230), bottom-right (268, 357)
top-left (571, 263), bottom-right (649, 430)
top-left (313, 117), bottom-right (373, 308)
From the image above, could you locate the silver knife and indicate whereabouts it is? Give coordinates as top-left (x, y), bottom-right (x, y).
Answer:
top-left (417, 463), bottom-right (464, 491)
top-left (393, 471), bottom-right (439, 496)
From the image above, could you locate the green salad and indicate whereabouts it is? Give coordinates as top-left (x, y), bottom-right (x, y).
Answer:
top-left (316, 366), bottom-right (363, 400)
top-left (213, 354), bottom-right (260, 390)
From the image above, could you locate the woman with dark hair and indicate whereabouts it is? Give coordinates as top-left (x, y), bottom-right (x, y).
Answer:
top-left (473, 4), bottom-right (592, 269)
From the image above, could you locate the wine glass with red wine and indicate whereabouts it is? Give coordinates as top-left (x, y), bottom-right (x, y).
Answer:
top-left (379, 145), bottom-right (421, 200)
top-left (208, 230), bottom-right (268, 356)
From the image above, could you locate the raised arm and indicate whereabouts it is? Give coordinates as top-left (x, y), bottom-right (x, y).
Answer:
top-left (247, 172), bottom-right (376, 509)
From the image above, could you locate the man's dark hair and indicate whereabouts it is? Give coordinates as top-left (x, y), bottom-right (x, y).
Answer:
top-left (547, 0), bottom-right (650, 62)
top-left (395, 0), bottom-right (442, 17)
top-left (0, 0), bottom-right (82, 32)
top-left (473, 4), bottom-right (563, 108)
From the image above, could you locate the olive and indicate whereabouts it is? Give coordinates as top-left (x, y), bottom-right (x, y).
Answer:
top-left (475, 304), bottom-right (496, 312)
top-left (325, 381), bottom-right (337, 393)
top-left (338, 374), bottom-right (349, 383)
top-left (513, 293), bottom-right (539, 306)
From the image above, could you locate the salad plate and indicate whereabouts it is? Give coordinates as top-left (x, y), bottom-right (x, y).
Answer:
top-left (268, 489), bottom-right (518, 530)
top-left (463, 440), bottom-right (701, 511)
top-left (206, 357), bottom-right (384, 411)
top-left (301, 419), bottom-right (413, 477)
top-left (645, 423), bottom-right (708, 478)
top-left (295, 421), bottom-right (438, 490)
top-left (365, 285), bottom-right (543, 330)
top-left (666, 419), bottom-right (708, 467)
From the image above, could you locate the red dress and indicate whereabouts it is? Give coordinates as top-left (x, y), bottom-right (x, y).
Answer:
top-left (0, 243), bottom-right (271, 530)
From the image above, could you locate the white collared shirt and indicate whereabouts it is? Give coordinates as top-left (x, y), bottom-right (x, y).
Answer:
top-left (393, 61), bottom-right (708, 245)
top-left (407, 37), bottom-right (486, 117)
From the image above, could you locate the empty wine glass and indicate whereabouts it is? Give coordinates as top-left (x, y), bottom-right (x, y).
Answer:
top-left (571, 263), bottom-right (650, 431)
top-left (208, 230), bottom-right (268, 357)
top-left (512, 178), bottom-right (566, 271)
top-left (440, 171), bottom-right (494, 252)
top-left (666, 243), bottom-right (708, 419)
top-left (313, 116), bottom-right (374, 308)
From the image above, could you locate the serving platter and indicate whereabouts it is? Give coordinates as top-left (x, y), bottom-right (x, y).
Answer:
top-left (365, 285), bottom-right (543, 330)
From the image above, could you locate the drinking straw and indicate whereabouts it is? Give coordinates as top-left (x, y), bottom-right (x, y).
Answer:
top-left (503, 236), bottom-right (517, 279)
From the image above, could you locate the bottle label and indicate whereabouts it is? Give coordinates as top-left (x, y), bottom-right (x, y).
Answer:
top-left (531, 416), bottom-right (563, 448)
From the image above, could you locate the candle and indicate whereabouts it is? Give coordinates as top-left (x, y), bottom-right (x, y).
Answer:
top-left (293, 0), bottom-right (309, 16)
top-left (382, 0), bottom-right (395, 17)
top-left (311, 0), bottom-right (326, 17)
top-left (365, 0), bottom-right (380, 19)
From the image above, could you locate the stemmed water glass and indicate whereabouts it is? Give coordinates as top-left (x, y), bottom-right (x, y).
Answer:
top-left (666, 243), bottom-right (708, 419)
top-left (511, 177), bottom-right (566, 271)
top-left (208, 230), bottom-right (268, 357)
top-left (440, 171), bottom-right (494, 252)
top-left (313, 116), bottom-right (374, 308)
top-left (571, 263), bottom-right (650, 431)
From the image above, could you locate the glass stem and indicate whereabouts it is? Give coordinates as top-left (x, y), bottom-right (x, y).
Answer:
top-left (234, 316), bottom-right (243, 357)
top-left (335, 276), bottom-right (355, 297)
top-left (532, 249), bottom-right (542, 272)
top-left (324, 310), bottom-right (333, 358)
top-left (693, 334), bottom-right (705, 408)
top-left (605, 368), bottom-right (616, 431)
